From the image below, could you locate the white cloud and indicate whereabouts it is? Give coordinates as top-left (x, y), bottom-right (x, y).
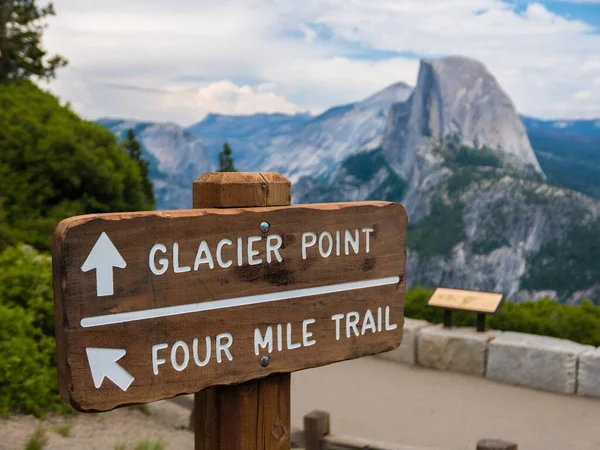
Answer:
top-left (573, 90), bottom-right (592, 100)
top-left (48, 73), bottom-right (304, 125)
top-left (45, 0), bottom-right (600, 122)
top-left (292, 0), bottom-right (600, 118)
top-left (165, 80), bottom-right (303, 121)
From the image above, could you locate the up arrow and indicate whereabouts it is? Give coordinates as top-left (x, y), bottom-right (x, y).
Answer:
top-left (81, 232), bottom-right (126, 297)
top-left (86, 348), bottom-right (135, 392)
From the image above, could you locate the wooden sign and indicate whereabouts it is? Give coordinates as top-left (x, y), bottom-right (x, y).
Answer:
top-left (427, 287), bottom-right (504, 314)
top-left (53, 201), bottom-right (407, 412)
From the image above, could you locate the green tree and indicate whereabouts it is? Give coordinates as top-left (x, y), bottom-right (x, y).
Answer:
top-left (123, 129), bottom-right (155, 209)
top-left (0, 0), bottom-right (68, 82)
top-left (0, 81), bottom-right (154, 251)
top-left (218, 142), bottom-right (237, 172)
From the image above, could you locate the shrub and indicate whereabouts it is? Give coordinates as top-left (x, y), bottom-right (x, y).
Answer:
top-left (0, 244), bottom-right (65, 417)
top-left (0, 245), bottom-right (53, 335)
top-left (0, 304), bottom-right (60, 417)
top-left (405, 287), bottom-right (600, 346)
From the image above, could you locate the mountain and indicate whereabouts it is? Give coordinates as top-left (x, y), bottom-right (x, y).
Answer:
top-left (256, 82), bottom-right (413, 183)
top-left (187, 83), bottom-right (412, 182)
top-left (295, 57), bottom-right (600, 304)
top-left (98, 119), bottom-right (213, 209)
top-left (98, 57), bottom-right (600, 304)
top-left (521, 116), bottom-right (600, 198)
top-left (383, 57), bottom-right (543, 182)
top-left (187, 112), bottom-right (312, 170)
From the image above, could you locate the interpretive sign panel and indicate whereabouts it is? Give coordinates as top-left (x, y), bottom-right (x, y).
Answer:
top-left (53, 201), bottom-right (407, 411)
top-left (427, 287), bottom-right (504, 314)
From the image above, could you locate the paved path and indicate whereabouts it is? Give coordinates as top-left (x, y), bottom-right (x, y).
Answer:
top-left (291, 357), bottom-right (600, 450)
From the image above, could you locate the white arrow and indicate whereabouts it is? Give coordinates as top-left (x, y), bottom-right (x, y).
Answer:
top-left (81, 232), bottom-right (126, 297)
top-left (86, 348), bottom-right (135, 392)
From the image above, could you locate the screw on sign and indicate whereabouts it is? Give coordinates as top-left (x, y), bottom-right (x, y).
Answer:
top-left (52, 172), bottom-right (408, 449)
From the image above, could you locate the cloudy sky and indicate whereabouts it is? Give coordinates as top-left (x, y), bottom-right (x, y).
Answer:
top-left (45, 0), bottom-right (600, 125)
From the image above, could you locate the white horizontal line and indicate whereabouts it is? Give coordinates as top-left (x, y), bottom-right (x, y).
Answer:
top-left (80, 276), bottom-right (400, 328)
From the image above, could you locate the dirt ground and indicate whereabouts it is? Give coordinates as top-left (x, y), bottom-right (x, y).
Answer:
top-left (0, 401), bottom-right (193, 450)
top-left (2, 356), bottom-right (600, 450)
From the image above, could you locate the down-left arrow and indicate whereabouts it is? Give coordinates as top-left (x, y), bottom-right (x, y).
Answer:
top-left (81, 232), bottom-right (126, 297)
top-left (86, 348), bottom-right (135, 392)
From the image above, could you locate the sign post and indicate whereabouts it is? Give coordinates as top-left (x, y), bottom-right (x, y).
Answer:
top-left (192, 172), bottom-right (293, 450)
top-left (52, 172), bottom-right (407, 449)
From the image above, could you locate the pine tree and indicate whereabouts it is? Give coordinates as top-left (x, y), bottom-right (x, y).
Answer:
top-left (0, 0), bottom-right (68, 82)
top-left (123, 129), bottom-right (155, 209)
top-left (218, 142), bottom-right (237, 172)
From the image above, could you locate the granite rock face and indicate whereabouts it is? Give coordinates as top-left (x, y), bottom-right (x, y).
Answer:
top-left (262, 82), bottom-right (413, 184)
top-left (377, 318), bottom-right (432, 365)
top-left (487, 332), bottom-right (593, 394)
top-left (294, 56), bottom-right (600, 304)
top-left (406, 177), bottom-right (600, 300)
top-left (417, 325), bottom-right (500, 376)
top-left (383, 56), bottom-right (543, 180)
top-left (577, 347), bottom-right (600, 398)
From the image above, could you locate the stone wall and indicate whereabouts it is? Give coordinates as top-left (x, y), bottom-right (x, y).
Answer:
top-left (376, 318), bottom-right (599, 398)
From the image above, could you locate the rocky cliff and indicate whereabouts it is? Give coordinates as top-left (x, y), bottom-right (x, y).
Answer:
top-left (295, 56), bottom-right (600, 304)
top-left (99, 119), bottom-right (213, 209)
top-left (259, 82), bottom-right (413, 183)
top-left (403, 142), bottom-right (600, 303)
top-left (383, 57), bottom-right (542, 182)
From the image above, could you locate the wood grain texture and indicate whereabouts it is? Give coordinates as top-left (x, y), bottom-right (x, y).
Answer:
top-left (304, 410), bottom-right (330, 450)
top-left (194, 375), bottom-right (290, 450)
top-left (259, 173), bottom-right (292, 206)
top-left (195, 172), bottom-right (290, 450)
top-left (53, 201), bottom-right (407, 411)
top-left (428, 287), bottom-right (504, 314)
top-left (192, 172), bottom-right (291, 208)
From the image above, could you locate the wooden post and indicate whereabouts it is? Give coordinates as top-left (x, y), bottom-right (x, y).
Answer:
top-left (304, 411), bottom-right (330, 450)
top-left (443, 309), bottom-right (453, 328)
top-left (476, 312), bottom-right (486, 332)
top-left (192, 172), bottom-right (292, 450)
top-left (476, 439), bottom-right (518, 450)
